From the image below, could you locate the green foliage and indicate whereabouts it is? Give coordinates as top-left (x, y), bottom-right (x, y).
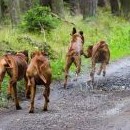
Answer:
top-left (17, 36), bottom-right (58, 59)
top-left (51, 59), bottom-right (65, 80)
top-left (20, 6), bottom-right (60, 32)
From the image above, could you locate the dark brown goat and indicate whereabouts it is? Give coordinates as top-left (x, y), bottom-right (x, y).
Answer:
top-left (84, 41), bottom-right (110, 84)
top-left (64, 27), bottom-right (84, 88)
top-left (0, 50), bottom-right (28, 110)
top-left (26, 51), bottom-right (52, 113)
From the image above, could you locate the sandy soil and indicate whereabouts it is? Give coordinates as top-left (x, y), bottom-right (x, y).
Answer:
top-left (1, 57), bottom-right (130, 130)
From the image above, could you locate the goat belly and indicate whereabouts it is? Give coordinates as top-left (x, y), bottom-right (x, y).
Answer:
top-left (17, 63), bottom-right (27, 80)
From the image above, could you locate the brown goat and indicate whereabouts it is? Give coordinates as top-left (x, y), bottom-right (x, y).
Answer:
top-left (64, 27), bottom-right (84, 88)
top-left (26, 51), bottom-right (52, 113)
top-left (84, 41), bottom-right (110, 84)
top-left (0, 50), bottom-right (28, 110)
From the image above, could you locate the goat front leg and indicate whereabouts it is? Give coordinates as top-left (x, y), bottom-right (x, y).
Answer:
top-left (7, 78), bottom-right (16, 100)
top-left (29, 78), bottom-right (36, 113)
top-left (97, 63), bottom-right (103, 75)
top-left (43, 85), bottom-right (50, 111)
top-left (74, 55), bottom-right (81, 80)
top-left (90, 61), bottom-right (96, 85)
top-left (12, 82), bottom-right (22, 110)
top-left (64, 57), bottom-right (72, 88)
top-left (24, 76), bottom-right (31, 99)
top-left (102, 62), bottom-right (107, 77)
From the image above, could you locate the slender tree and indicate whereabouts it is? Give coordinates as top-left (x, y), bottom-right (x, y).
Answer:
top-left (69, 0), bottom-right (80, 16)
top-left (19, 0), bottom-right (32, 13)
top-left (9, 0), bottom-right (20, 27)
top-left (40, 0), bottom-right (51, 6)
top-left (120, 0), bottom-right (130, 18)
top-left (98, 0), bottom-right (106, 7)
top-left (109, 0), bottom-right (120, 15)
top-left (51, 0), bottom-right (64, 18)
top-left (80, 0), bottom-right (98, 19)
top-left (0, 0), bottom-right (7, 20)
top-left (0, 0), bottom-right (2, 20)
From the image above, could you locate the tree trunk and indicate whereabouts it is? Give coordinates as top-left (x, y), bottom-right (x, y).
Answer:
top-left (40, 0), bottom-right (51, 6)
top-left (69, 0), bottom-right (80, 16)
top-left (51, 0), bottom-right (64, 18)
top-left (25, 0), bottom-right (32, 10)
top-left (9, 0), bottom-right (20, 27)
top-left (20, 0), bottom-right (32, 13)
top-left (98, 0), bottom-right (106, 7)
top-left (120, 0), bottom-right (130, 18)
top-left (109, 0), bottom-right (120, 15)
top-left (0, 0), bottom-right (2, 21)
top-left (80, 0), bottom-right (98, 19)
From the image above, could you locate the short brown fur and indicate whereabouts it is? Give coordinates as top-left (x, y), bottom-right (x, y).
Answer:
top-left (0, 51), bottom-right (28, 110)
top-left (64, 28), bottom-right (84, 88)
top-left (26, 51), bottom-right (52, 113)
top-left (84, 41), bottom-right (110, 83)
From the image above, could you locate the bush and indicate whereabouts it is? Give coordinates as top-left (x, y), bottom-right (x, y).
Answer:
top-left (21, 6), bottom-right (60, 32)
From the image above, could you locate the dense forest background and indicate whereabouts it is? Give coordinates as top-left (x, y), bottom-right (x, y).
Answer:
top-left (1, 0), bottom-right (130, 25)
top-left (0, 0), bottom-right (130, 81)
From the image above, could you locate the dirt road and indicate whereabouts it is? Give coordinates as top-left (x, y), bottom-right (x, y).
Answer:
top-left (1, 57), bottom-right (130, 130)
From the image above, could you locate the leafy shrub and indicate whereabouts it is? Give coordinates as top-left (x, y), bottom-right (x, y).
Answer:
top-left (17, 36), bottom-right (58, 59)
top-left (21, 6), bottom-right (60, 32)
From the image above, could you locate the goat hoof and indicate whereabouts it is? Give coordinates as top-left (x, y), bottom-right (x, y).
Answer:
top-left (16, 105), bottom-right (22, 110)
top-left (29, 110), bottom-right (34, 113)
top-left (26, 95), bottom-right (30, 99)
top-left (43, 108), bottom-right (48, 111)
top-left (103, 72), bottom-right (106, 77)
top-left (64, 84), bottom-right (67, 89)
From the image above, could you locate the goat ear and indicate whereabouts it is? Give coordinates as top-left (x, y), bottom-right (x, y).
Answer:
top-left (79, 31), bottom-right (83, 36)
top-left (72, 27), bottom-right (77, 35)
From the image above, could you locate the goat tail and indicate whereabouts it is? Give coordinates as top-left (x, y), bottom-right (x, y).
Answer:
top-left (35, 64), bottom-right (47, 84)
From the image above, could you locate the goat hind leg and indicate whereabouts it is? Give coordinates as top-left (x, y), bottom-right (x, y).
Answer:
top-left (12, 82), bottom-right (22, 110)
top-left (29, 78), bottom-right (36, 113)
top-left (25, 76), bottom-right (31, 99)
top-left (90, 62), bottom-right (96, 88)
top-left (102, 63), bottom-right (106, 77)
top-left (74, 56), bottom-right (81, 79)
top-left (43, 85), bottom-right (50, 111)
top-left (64, 58), bottom-right (72, 88)
top-left (97, 63), bottom-right (103, 75)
